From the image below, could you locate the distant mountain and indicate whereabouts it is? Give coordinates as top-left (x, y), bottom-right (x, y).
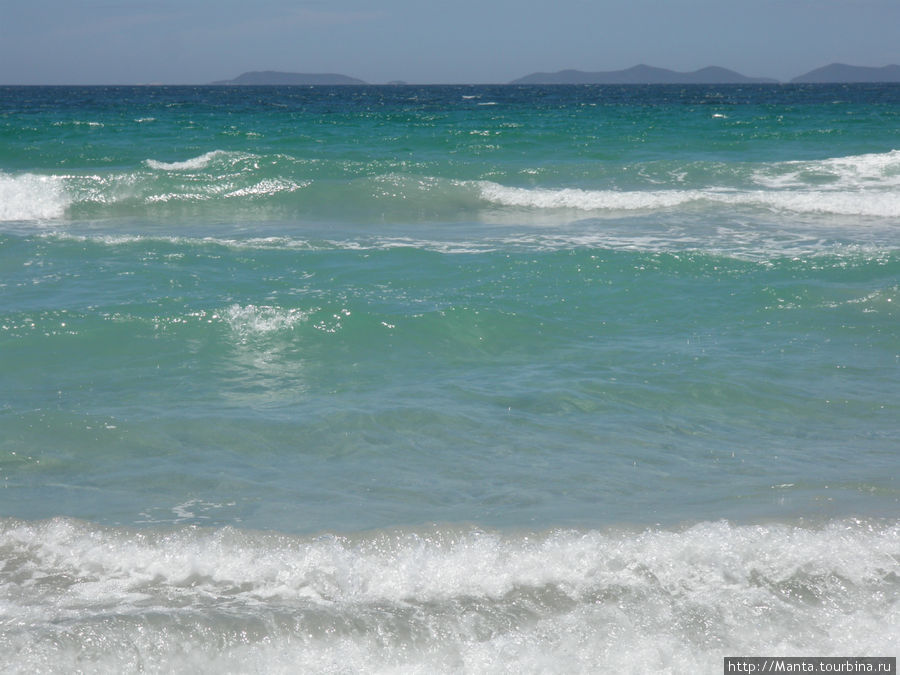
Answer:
top-left (510, 65), bottom-right (777, 85)
top-left (791, 63), bottom-right (900, 83)
top-left (212, 71), bottom-right (366, 85)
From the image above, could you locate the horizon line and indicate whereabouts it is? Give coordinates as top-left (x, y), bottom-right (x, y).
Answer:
top-left (4, 62), bottom-right (900, 87)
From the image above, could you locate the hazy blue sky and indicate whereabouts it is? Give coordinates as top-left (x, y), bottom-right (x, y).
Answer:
top-left (1, 0), bottom-right (898, 84)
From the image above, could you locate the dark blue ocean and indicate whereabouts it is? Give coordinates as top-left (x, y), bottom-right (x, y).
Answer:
top-left (1, 85), bottom-right (898, 672)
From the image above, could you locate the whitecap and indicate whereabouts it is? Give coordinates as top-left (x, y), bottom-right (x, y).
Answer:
top-left (477, 181), bottom-right (706, 211)
top-left (51, 120), bottom-right (104, 128)
top-left (752, 149), bottom-right (900, 190)
top-left (749, 189), bottom-right (900, 217)
top-left (224, 179), bottom-right (310, 198)
top-left (144, 150), bottom-right (251, 171)
top-left (0, 172), bottom-right (71, 221)
top-left (223, 303), bottom-right (308, 337)
top-left (1, 518), bottom-right (897, 672)
top-left (476, 180), bottom-right (900, 217)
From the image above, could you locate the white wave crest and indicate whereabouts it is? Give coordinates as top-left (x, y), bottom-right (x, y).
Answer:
top-left (478, 181), bottom-right (707, 211)
top-left (0, 173), bottom-right (71, 221)
top-left (477, 181), bottom-right (900, 217)
top-left (145, 150), bottom-right (252, 171)
top-left (0, 518), bottom-right (897, 673)
top-left (753, 149), bottom-right (900, 190)
top-left (224, 178), bottom-right (310, 198)
top-left (224, 303), bottom-right (307, 337)
top-left (477, 151), bottom-right (900, 217)
top-left (51, 120), bottom-right (104, 128)
top-left (750, 189), bottom-right (900, 217)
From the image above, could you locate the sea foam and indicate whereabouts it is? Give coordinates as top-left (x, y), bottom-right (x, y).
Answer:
top-left (0, 517), bottom-right (896, 673)
top-left (0, 172), bottom-right (71, 221)
top-left (224, 303), bottom-right (308, 337)
top-left (752, 149), bottom-right (900, 190)
top-left (145, 150), bottom-right (253, 171)
top-left (477, 150), bottom-right (900, 217)
top-left (478, 181), bottom-right (707, 211)
top-left (477, 184), bottom-right (900, 218)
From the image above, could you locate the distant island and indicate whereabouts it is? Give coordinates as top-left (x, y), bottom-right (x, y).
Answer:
top-left (511, 63), bottom-right (900, 85)
top-left (208, 64), bottom-right (900, 87)
top-left (510, 65), bottom-right (777, 85)
top-left (211, 71), bottom-right (366, 85)
top-left (790, 63), bottom-right (900, 83)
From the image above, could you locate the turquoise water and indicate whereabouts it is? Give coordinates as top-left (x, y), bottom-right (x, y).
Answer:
top-left (1, 85), bottom-right (898, 672)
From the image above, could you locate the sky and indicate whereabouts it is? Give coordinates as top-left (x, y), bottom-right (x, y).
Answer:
top-left (1, 0), bottom-right (899, 84)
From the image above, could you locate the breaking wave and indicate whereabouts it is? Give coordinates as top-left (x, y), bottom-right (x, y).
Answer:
top-left (1, 517), bottom-right (897, 673)
top-left (477, 182), bottom-right (900, 217)
top-left (144, 150), bottom-right (255, 171)
top-left (224, 303), bottom-right (309, 338)
top-left (2, 150), bottom-right (900, 224)
top-left (0, 172), bottom-right (71, 222)
top-left (476, 151), bottom-right (900, 217)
